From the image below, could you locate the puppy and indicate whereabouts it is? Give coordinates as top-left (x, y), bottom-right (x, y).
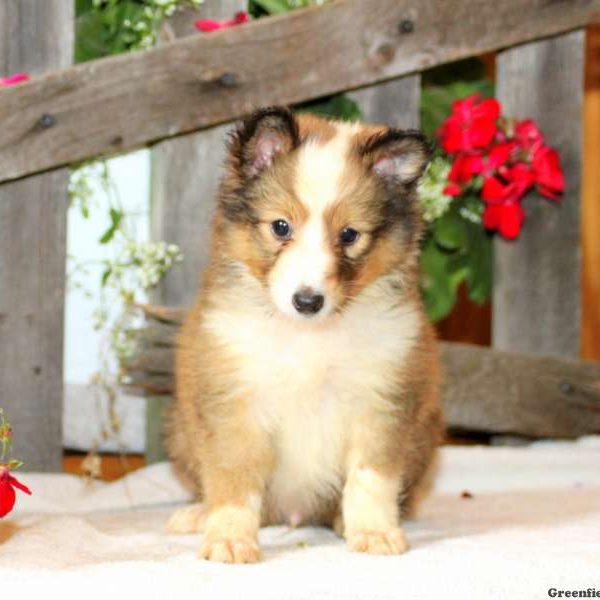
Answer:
top-left (165, 107), bottom-right (443, 563)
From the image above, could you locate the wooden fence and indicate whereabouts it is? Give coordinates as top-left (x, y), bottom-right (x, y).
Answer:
top-left (1, 0), bottom-right (599, 470)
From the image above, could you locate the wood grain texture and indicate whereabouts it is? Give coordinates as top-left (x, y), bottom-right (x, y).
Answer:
top-left (1, 0), bottom-right (599, 183)
top-left (120, 305), bottom-right (600, 439)
top-left (62, 452), bottom-right (145, 482)
top-left (151, 125), bottom-right (230, 306)
top-left (0, 0), bottom-right (73, 471)
top-left (582, 24), bottom-right (600, 361)
top-left (494, 32), bottom-right (585, 358)
top-left (441, 343), bottom-right (600, 439)
top-left (148, 1), bottom-right (246, 462)
top-left (348, 75), bottom-right (421, 129)
top-left (152, 0), bottom-right (244, 307)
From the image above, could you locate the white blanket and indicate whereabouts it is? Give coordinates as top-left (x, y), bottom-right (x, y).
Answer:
top-left (1, 441), bottom-right (599, 599)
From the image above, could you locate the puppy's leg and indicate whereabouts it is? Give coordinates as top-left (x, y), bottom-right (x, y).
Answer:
top-left (342, 417), bottom-right (408, 555)
top-left (166, 503), bottom-right (207, 534)
top-left (199, 418), bottom-right (272, 564)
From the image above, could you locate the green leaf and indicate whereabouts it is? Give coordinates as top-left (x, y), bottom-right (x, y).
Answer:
top-left (433, 212), bottom-right (468, 251)
top-left (109, 208), bottom-right (123, 227)
top-left (101, 266), bottom-right (112, 287)
top-left (252, 0), bottom-right (291, 14)
top-left (7, 459), bottom-right (23, 470)
top-left (98, 207), bottom-right (123, 243)
top-left (464, 221), bottom-right (493, 304)
top-left (300, 94), bottom-right (363, 122)
top-left (99, 226), bottom-right (116, 244)
top-left (420, 237), bottom-right (468, 321)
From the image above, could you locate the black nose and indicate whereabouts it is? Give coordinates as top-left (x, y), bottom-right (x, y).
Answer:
top-left (292, 289), bottom-right (324, 315)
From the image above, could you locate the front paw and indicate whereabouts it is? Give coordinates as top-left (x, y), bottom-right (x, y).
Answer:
top-left (200, 537), bottom-right (261, 564)
top-left (166, 503), bottom-right (206, 534)
top-left (346, 528), bottom-right (409, 555)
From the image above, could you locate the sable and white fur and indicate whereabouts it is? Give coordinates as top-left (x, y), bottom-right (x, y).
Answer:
top-left (165, 107), bottom-right (443, 563)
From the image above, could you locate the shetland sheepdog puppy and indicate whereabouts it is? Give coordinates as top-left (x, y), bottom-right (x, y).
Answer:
top-left (165, 107), bottom-right (443, 563)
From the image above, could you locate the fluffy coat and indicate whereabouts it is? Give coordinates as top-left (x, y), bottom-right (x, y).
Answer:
top-left (165, 107), bottom-right (443, 563)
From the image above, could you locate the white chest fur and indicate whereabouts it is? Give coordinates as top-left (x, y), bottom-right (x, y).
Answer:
top-left (203, 285), bottom-right (420, 521)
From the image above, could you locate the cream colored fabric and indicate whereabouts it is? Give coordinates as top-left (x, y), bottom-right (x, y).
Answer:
top-left (1, 440), bottom-right (598, 599)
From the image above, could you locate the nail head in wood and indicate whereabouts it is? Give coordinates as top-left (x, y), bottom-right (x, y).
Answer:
top-left (39, 113), bottom-right (57, 128)
top-left (219, 72), bottom-right (238, 88)
top-left (399, 19), bottom-right (415, 34)
top-left (559, 381), bottom-right (575, 395)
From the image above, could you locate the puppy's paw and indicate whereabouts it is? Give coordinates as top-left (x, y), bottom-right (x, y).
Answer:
top-left (346, 528), bottom-right (409, 555)
top-left (166, 503), bottom-right (206, 534)
top-left (199, 537), bottom-right (261, 564)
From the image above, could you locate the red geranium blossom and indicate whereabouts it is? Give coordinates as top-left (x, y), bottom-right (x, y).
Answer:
top-left (0, 72), bottom-right (29, 86)
top-left (443, 182), bottom-right (462, 197)
top-left (439, 94), bottom-right (500, 153)
top-left (435, 94), bottom-right (565, 241)
top-left (483, 201), bottom-right (525, 240)
top-left (533, 145), bottom-right (565, 200)
top-left (482, 163), bottom-right (536, 205)
top-left (0, 467), bottom-right (31, 518)
top-left (195, 11), bottom-right (249, 32)
top-left (447, 141), bottom-right (516, 194)
top-left (514, 119), bottom-right (544, 154)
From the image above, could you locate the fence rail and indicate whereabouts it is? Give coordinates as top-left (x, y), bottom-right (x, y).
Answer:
top-left (0, 0), bottom-right (599, 183)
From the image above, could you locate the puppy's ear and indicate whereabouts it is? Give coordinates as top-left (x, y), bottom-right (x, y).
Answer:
top-left (231, 106), bottom-right (299, 179)
top-left (361, 129), bottom-right (431, 185)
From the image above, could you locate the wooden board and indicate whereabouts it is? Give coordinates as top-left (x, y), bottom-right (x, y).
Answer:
top-left (119, 305), bottom-right (600, 439)
top-left (63, 452), bottom-right (145, 482)
top-left (148, 1), bottom-right (246, 463)
top-left (582, 24), bottom-right (600, 361)
top-left (348, 75), bottom-right (421, 129)
top-left (1, 0), bottom-right (599, 183)
top-left (0, 0), bottom-right (73, 471)
top-left (494, 32), bottom-right (585, 358)
top-left (440, 342), bottom-right (600, 439)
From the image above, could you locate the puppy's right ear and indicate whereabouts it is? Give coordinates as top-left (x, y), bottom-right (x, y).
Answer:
top-left (230, 106), bottom-right (299, 179)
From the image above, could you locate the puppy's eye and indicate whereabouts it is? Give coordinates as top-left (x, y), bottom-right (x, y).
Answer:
top-left (340, 227), bottom-right (360, 246)
top-left (271, 219), bottom-right (292, 240)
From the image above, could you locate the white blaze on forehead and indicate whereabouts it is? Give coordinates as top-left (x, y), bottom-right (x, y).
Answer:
top-left (268, 124), bottom-right (358, 319)
top-left (294, 123), bottom-right (359, 213)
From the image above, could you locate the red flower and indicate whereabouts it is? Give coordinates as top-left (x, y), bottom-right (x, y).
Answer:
top-left (448, 154), bottom-right (483, 184)
top-left (483, 201), bottom-right (525, 240)
top-left (482, 163), bottom-right (535, 204)
top-left (532, 145), bottom-right (564, 200)
top-left (0, 72), bottom-right (29, 86)
top-left (448, 142), bottom-right (516, 193)
top-left (195, 11), bottom-right (249, 32)
top-left (0, 467), bottom-right (31, 518)
top-left (443, 182), bottom-right (462, 197)
top-left (514, 119), bottom-right (544, 153)
top-left (439, 94), bottom-right (500, 153)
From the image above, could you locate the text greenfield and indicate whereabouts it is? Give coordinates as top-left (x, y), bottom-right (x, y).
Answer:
top-left (548, 589), bottom-right (600, 598)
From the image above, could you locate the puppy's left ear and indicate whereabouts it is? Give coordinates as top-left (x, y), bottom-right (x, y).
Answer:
top-left (361, 129), bottom-right (431, 185)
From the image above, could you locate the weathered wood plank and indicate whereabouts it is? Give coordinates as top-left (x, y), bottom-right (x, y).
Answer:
top-left (582, 23), bottom-right (600, 361)
top-left (494, 32), bottom-right (585, 357)
top-left (145, 395), bottom-right (172, 465)
top-left (348, 75), bottom-right (421, 129)
top-left (120, 305), bottom-right (600, 439)
top-left (0, 0), bottom-right (73, 471)
top-left (1, 0), bottom-right (599, 183)
top-left (147, 1), bottom-right (246, 462)
top-left (441, 343), bottom-right (600, 439)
